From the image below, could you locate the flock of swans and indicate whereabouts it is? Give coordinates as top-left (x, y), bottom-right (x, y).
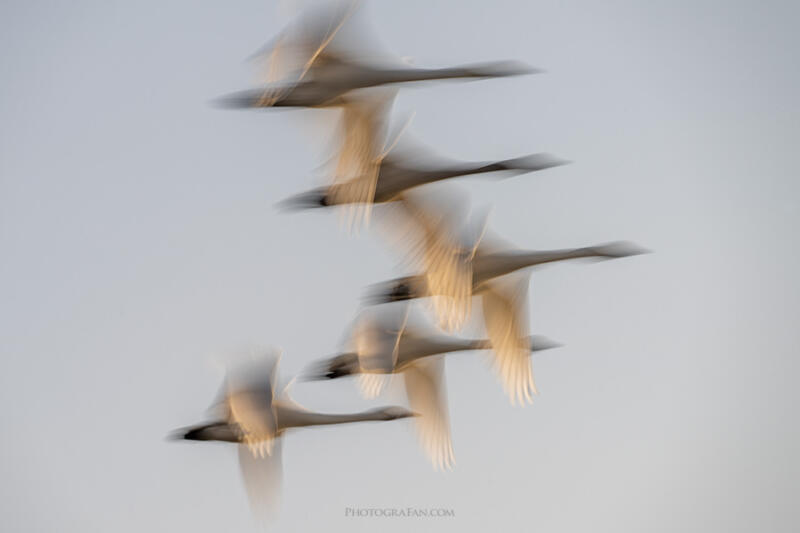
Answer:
top-left (171, 0), bottom-right (647, 518)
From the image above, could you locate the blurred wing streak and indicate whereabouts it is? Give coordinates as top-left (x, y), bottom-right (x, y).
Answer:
top-left (357, 373), bottom-right (392, 399)
top-left (328, 95), bottom-right (393, 230)
top-left (226, 355), bottom-right (280, 457)
top-left (385, 194), bottom-right (473, 331)
top-left (237, 438), bottom-right (283, 522)
top-left (228, 388), bottom-right (277, 457)
top-left (481, 274), bottom-right (536, 405)
top-left (296, 0), bottom-right (360, 82)
top-left (251, 1), bottom-right (360, 103)
top-left (351, 313), bottom-right (397, 397)
top-left (403, 357), bottom-right (455, 470)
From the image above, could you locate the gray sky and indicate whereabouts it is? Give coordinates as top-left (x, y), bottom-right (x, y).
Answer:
top-left (1, 1), bottom-right (798, 531)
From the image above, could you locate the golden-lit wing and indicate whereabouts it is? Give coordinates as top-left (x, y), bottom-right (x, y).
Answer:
top-left (357, 373), bottom-right (392, 399)
top-left (350, 312), bottom-right (397, 398)
top-left (403, 357), bottom-right (455, 471)
top-left (327, 95), bottom-right (393, 229)
top-left (480, 274), bottom-right (536, 405)
top-left (250, 0), bottom-right (360, 85)
top-left (227, 387), bottom-right (277, 457)
top-left (225, 355), bottom-right (280, 457)
top-left (237, 437), bottom-right (283, 523)
top-left (385, 193), bottom-right (473, 331)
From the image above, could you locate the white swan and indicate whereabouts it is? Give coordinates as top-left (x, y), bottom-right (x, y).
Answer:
top-left (216, 1), bottom-right (539, 110)
top-left (279, 147), bottom-right (568, 214)
top-left (171, 351), bottom-right (414, 518)
top-left (306, 309), bottom-right (559, 469)
top-left (368, 215), bottom-right (647, 404)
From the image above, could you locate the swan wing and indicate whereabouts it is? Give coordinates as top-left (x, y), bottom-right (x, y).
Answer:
top-left (250, 0), bottom-right (360, 85)
top-left (403, 356), bottom-right (455, 470)
top-left (357, 373), bottom-right (393, 399)
top-left (380, 193), bottom-right (473, 331)
top-left (326, 93), bottom-right (394, 229)
top-left (350, 312), bottom-right (398, 371)
top-left (481, 274), bottom-right (536, 405)
top-left (226, 354), bottom-right (280, 457)
top-left (349, 312), bottom-right (398, 397)
top-left (227, 388), bottom-right (277, 457)
top-left (237, 438), bottom-right (283, 522)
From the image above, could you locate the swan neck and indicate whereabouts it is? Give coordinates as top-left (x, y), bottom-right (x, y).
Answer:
top-left (516, 248), bottom-right (596, 268)
top-left (278, 408), bottom-right (386, 429)
top-left (377, 66), bottom-right (474, 84)
top-left (467, 339), bottom-right (493, 350)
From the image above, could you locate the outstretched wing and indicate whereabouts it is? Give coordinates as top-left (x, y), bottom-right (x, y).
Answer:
top-left (381, 192), bottom-right (473, 331)
top-left (480, 273), bottom-right (536, 405)
top-left (327, 92), bottom-right (394, 229)
top-left (357, 373), bottom-right (393, 399)
top-left (349, 311), bottom-right (399, 398)
top-left (250, 0), bottom-right (361, 85)
top-left (403, 357), bottom-right (455, 470)
top-left (226, 354), bottom-right (280, 457)
top-left (237, 437), bottom-right (283, 523)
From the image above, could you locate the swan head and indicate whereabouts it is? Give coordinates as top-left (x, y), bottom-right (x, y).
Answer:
top-left (303, 352), bottom-right (359, 380)
top-left (591, 241), bottom-right (652, 259)
top-left (170, 423), bottom-right (239, 443)
top-left (529, 335), bottom-right (563, 352)
top-left (364, 276), bottom-right (421, 304)
top-left (276, 187), bottom-right (330, 211)
top-left (211, 85), bottom-right (300, 109)
top-left (180, 426), bottom-right (212, 441)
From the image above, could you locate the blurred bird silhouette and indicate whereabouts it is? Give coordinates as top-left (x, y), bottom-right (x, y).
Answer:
top-left (165, 0), bottom-right (652, 523)
top-left (279, 140), bottom-right (569, 218)
top-left (305, 306), bottom-right (560, 468)
top-left (170, 350), bottom-right (415, 518)
top-left (216, 0), bottom-right (540, 110)
top-left (321, 89), bottom-right (396, 229)
top-left (367, 204), bottom-right (648, 403)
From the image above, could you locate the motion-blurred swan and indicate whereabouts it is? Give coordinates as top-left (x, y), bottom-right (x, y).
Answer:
top-left (281, 93), bottom-right (565, 231)
top-left (279, 147), bottom-right (569, 211)
top-left (171, 351), bottom-right (414, 517)
top-left (367, 207), bottom-right (648, 404)
top-left (305, 308), bottom-right (560, 469)
top-left (217, 1), bottom-right (539, 109)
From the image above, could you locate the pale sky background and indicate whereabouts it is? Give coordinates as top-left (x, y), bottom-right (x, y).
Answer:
top-left (1, 1), bottom-right (798, 531)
